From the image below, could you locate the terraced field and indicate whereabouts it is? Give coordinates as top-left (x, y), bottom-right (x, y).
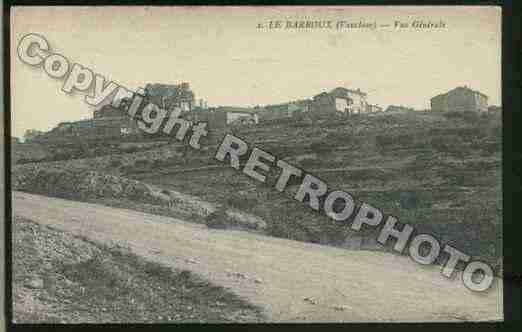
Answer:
top-left (13, 110), bottom-right (502, 273)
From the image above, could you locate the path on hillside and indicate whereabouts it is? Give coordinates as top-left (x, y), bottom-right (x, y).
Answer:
top-left (12, 191), bottom-right (503, 322)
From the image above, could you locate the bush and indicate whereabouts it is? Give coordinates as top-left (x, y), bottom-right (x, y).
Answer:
top-left (204, 207), bottom-right (233, 229)
top-left (326, 132), bottom-right (352, 146)
top-left (109, 158), bottom-right (123, 168)
top-left (151, 159), bottom-right (165, 168)
top-left (226, 195), bottom-right (257, 210)
top-left (122, 146), bottom-right (140, 154)
top-left (375, 135), bottom-right (393, 149)
top-left (309, 141), bottom-right (334, 155)
top-left (430, 135), bottom-right (461, 152)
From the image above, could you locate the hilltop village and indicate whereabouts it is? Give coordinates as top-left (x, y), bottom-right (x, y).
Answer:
top-left (12, 80), bottom-right (503, 302)
top-left (21, 82), bottom-right (498, 143)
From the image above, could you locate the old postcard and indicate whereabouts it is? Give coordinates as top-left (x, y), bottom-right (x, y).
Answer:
top-left (9, 6), bottom-right (502, 323)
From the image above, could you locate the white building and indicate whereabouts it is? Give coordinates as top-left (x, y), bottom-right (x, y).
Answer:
top-left (329, 87), bottom-right (368, 113)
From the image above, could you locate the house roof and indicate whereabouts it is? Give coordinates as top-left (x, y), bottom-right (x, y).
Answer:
top-left (330, 87), bottom-right (367, 97)
top-left (431, 86), bottom-right (488, 100)
top-left (145, 83), bottom-right (195, 103)
top-left (312, 87), bottom-right (365, 100)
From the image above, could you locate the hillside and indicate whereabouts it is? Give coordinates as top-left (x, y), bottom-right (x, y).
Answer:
top-left (12, 192), bottom-right (503, 322)
top-left (12, 110), bottom-right (502, 273)
top-left (12, 215), bottom-right (264, 323)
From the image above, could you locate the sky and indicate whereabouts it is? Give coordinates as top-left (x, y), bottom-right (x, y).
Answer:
top-left (10, 6), bottom-right (501, 138)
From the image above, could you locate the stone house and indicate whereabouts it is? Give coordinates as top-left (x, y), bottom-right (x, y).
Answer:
top-left (35, 82), bottom-right (197, 141)
top-left (312, 87), bottom-right (369, 115)
top-left (42, 104), bottom-right (139, 141)
top-left (430, 86), bottom-right (488, 112)
top-left (330, 87), bottom-right (368, 114)
top-left (312, 91), bottom-right (353, 115)
top-left (144, 82), bottom-right (195, 112)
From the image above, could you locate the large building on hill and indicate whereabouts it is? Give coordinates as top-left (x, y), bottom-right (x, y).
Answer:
top-left (312, 91), bottom-right (352, 114)
top-left (144, 82), bottom-right (195, 112)
top-left (329, 87), bottom-right (368, 114)
top-left (253, 86), bottom-right (372, 120)
top-left (36, 103), bottom-right (140, 142)
top-left (311, 87), bottom-right (369, 115)
top-left (34, 81), bottom-right (196, 141)
top-left (47, 111), bottom-right (140, 139)
top-left (430, 86), bottom-right (488, 112)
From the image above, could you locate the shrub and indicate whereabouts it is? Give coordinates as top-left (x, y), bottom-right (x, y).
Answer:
top-left (375, 135), bottom-right (393, 149)
top-left (204, 207), bottom-right (233, 229)
top-left (109, 158), bottom-right (123, 168)
top-left (430, 135), bottom-right (459, 152)
top-left (326, 132), bottom-right (352, 146)
top-left (122, 146), bottom-right (140, 154)
top-left (226, 195), bottom-right (257, 210)
top-left (151, 159), bottom-right (165, 168)
top-left (309, 141), bottom-right (334, 155)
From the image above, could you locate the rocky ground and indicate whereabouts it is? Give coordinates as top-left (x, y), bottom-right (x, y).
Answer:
top-left (12, 216), bottom-right (264, 323)
top-left (12, 192), bottom-right (503, 322)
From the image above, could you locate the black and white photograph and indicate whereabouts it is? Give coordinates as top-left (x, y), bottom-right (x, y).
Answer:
top-left (5, 4), bottom-right (508, 325)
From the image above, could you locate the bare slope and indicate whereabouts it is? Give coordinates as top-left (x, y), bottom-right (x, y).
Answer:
top-left (12, 216), bottom-right (264, 323)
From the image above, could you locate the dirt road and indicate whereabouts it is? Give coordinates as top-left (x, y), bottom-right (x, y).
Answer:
top-left (12, 191), bottom-right (503, 322)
